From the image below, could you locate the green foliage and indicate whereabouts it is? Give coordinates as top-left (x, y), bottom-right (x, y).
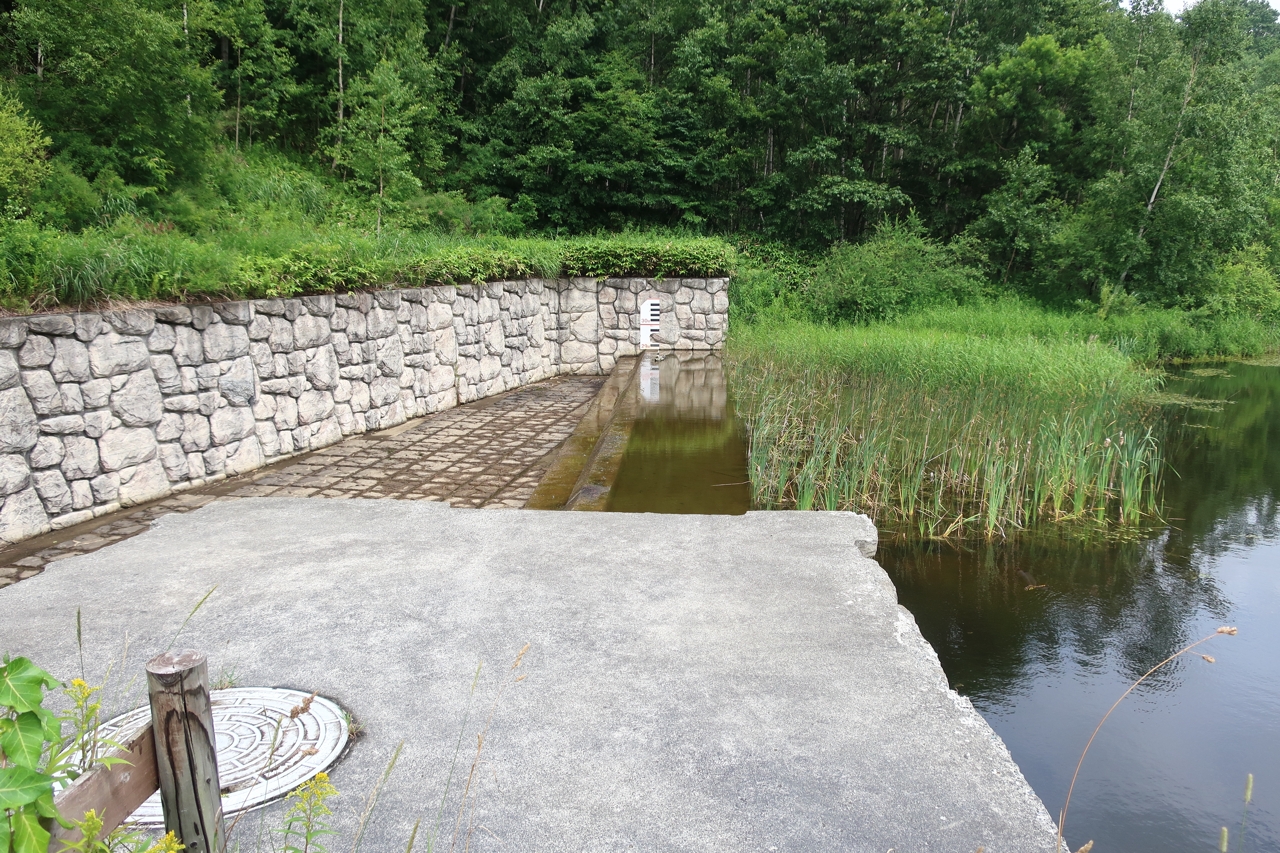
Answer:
top-left (1197, 243), bottom-right (1280, 320)
top-left (7, 0), bottom-right (217, 186)
top-left (0, 656), bottom-right (64, 853)
top-left (278, 772), bottom-right (338, 853)
top-left (727, 321), bottom-right (1164, 536)
top-left (0, 206), bottom-right (736, 310)
top-left (559, 236), bottom-right (733, 278)
top-left (27, 161), bottom-right (102, 232)
top-left (333, 60), bottom-right (428, 233)
top-left (807, 219), bottom-right (987, 324)
top-left (889, 299), bottom-right (1280, 363)
top-left (728, 242), bottom-right (817, 325)
top-left (0, 91), bottom-right (50, 208)
top-left (0, 0), bottom-right (1276, 328)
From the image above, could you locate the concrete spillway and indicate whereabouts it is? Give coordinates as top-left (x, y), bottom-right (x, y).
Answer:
top-left (0, 498), bottom-right (1056, 851)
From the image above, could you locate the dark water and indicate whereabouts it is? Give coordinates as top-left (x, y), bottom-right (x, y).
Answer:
top-left (880, 363), bottom-right (1280, 853)
top-left (606, 353), bottom-right (751, 514)
top-left (605, 355), bottom-right (1279, 851)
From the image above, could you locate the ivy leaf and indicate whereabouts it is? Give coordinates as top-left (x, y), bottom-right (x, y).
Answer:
top-left (0, 658), bottom-right (58, 714)
top-left (8, 808), bottom-right (49, 853)
top-left (0, 766), bottom-right (54, 811)
top-left (0, 713), bottom-right (42, 770)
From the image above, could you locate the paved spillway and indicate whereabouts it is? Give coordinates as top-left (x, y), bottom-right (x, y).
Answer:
top-left (0, 498), bottom-right (1056, 852)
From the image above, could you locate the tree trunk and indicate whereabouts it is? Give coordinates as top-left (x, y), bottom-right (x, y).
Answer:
top-left (331, 0), bottom-right (345, 169)
top-left (1119, 55), bottom-right (1199, 284)
top-left (235, 47), bottom-right (242, 152)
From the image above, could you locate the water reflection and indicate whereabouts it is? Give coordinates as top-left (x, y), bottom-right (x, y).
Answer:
top-left (605, 352), bottom-right (751, 514)
top-left (880, 363), bottom-right (1280, 853)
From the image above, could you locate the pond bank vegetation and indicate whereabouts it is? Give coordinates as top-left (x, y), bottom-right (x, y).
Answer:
top-left (727, 322), bottom-right (1166, 538)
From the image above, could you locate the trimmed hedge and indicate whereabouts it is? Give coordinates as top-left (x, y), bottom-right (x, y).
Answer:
top-left (559, 237), bottom-right (734, 278)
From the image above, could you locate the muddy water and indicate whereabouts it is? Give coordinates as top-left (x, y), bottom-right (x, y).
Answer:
top-left (604, 352), bottom-right (750, 514)
top-left (880, 363), bottom-right (1280, 853)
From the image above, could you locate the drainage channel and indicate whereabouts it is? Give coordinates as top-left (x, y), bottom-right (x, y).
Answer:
top-left (528, 352), bottom-right (750, 514)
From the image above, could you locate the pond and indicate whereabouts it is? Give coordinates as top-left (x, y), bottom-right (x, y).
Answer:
top-left (606, 354), bottom-right (1279, 852)
top-left (879, 362), bottom-right (1280, 853)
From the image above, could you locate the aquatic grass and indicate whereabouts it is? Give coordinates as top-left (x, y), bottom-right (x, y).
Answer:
top-left (726, 322), bottom-right (1165, 537)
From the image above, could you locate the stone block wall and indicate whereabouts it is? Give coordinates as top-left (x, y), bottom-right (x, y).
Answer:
top-left (0, 276), bottom-right (728, 543)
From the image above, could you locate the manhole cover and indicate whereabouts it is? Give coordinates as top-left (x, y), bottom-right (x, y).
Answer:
top-left (99, 687), bottom-right (348, 826)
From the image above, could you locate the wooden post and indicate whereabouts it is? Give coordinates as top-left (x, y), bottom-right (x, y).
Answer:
top-left (146, 650), bottom-right (226, 853)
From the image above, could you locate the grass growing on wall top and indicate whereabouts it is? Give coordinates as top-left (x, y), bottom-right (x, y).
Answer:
top-left (726, 322), bottom-right (1165, 537)
top-left (0, 218), bottom-right (733, 313)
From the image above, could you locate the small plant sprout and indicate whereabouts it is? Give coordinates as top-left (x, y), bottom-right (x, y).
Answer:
top-left (1055, 626), bottom-right (1239, 853)
top-left (211, 665), bottom-right (239, 690)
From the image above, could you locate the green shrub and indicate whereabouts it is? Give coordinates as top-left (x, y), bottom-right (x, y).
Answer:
top-left (559, 235), bottom-right (734, 278)
top-left (28, 161), bottom-right (101, 232)
top-left (1197, 244), bottom-right (1280, 321)
top-left (0, 216), bottom-right (738, 311)
top-left (728, 241), bottom-right (816, 324)
top-left (0, 89), bottom-right (51, 208)
top-left (806, 218), bottom-right (987, 324)
top-left (391, 192), bottom-right (531, 235)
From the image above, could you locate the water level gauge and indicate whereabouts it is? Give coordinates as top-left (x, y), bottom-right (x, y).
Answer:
top-left (639, 299), bottom-right (662, 349)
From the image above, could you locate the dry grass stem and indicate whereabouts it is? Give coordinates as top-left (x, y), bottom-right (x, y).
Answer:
top-left (1055, 627), bottom-right (1239, 852)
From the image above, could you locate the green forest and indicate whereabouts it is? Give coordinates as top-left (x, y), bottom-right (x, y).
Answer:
top-left (2, 0), bottom-right (1278, 327)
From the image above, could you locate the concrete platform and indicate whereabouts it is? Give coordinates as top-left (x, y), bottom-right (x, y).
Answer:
top-left (0, 499), bottom-right (1057, 851)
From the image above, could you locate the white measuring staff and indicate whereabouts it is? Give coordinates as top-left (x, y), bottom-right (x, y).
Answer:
top-left (639, 299), bottom-right (662, 349)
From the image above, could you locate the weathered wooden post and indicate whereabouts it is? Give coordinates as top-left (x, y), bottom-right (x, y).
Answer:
top-left (146, 649), bottom-right (226, 853)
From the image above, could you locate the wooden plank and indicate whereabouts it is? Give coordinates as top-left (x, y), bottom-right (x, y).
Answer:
top-left (147, 649), bottom-right (226, 853)
top-left (50, 722), bottom-right (159, 844)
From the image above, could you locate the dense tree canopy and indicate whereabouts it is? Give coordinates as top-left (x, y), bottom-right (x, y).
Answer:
top-left (1, 0), bottom-right (1278, 309)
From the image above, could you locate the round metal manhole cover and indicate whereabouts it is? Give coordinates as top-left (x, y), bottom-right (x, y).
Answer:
top-left (100, 687), bottom-right (348, 826)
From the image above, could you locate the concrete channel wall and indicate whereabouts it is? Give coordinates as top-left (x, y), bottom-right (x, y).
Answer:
top-left (0, 277), bottom-right (729, 544)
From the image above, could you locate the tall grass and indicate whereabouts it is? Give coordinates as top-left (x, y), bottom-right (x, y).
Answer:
top-left (891, 300), bottom-right (1280, 364)
top-left (1, 148), bottom-right (734, 312)
top-left (726, 322), bottom-right (1165, 537)
top-left (0, 218), bottom-right (732, 311)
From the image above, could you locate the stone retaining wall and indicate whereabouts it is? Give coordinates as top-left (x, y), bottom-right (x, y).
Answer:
top-left (0, 277), bottom-right (728, 543)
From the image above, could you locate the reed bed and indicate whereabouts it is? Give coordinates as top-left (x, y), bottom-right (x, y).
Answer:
top-left (726, 323), bottom-right (1166, 538)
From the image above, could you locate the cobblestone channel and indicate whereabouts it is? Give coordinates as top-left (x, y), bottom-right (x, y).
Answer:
top-left (0, 374), bottom-right (604, 589)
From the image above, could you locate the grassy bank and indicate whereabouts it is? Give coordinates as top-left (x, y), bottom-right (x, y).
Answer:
top-left (0, 221), bottom-right (733, 312)
top-left (0, 150), bottom-right (733, 313)
top-left (726, 321), bottom-right (1166, 537)
top-left (890, 300), bottom-right (1280, 364)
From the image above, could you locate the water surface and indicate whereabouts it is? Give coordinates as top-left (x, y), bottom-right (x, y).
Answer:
top-left (880, 363), bottom-right (1280, 852)
top-left (605, 353), bottom-right (750, 514)
top-left (601, 353), bottom-right (1279, 851)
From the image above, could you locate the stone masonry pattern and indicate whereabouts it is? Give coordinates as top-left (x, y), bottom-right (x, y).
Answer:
top-left (0, 375), bottom-right (604, 589)
top-left (0, 277), bottom-right (728, 544)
